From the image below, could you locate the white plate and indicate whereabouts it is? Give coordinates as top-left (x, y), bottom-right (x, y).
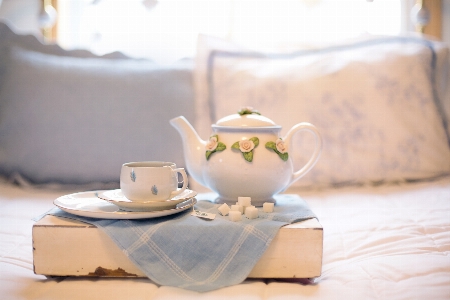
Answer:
top-left (97, 189), bottom-right (198, 212)
top-left (53, 191), bottom-right (196, 219)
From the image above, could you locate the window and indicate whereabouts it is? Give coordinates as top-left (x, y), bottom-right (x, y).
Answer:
top-left (56, 0), bottom-right (408, 63)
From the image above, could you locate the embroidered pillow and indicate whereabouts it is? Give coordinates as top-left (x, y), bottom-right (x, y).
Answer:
top-left (194, 35), bottom-right (450, 188)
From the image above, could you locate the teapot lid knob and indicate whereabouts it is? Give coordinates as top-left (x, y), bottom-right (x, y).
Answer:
top-left (214, 107), bottom-right (278, 127)
top-left (238, 107), bottom-right (261, 116)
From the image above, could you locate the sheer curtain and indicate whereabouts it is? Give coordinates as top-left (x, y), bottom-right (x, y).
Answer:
top-left (57, 0), bottom-right (405, 64)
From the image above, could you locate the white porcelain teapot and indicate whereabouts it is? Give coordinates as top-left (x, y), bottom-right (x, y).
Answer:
top-left (170, 107), bottom-right (322, 205)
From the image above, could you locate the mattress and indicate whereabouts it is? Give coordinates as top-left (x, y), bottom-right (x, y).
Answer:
top-left (0, 177), bottom-right (449, 300)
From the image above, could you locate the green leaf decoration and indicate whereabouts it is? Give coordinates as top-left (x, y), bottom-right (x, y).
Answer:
top-left (205, 135), bottom-right (227, 161)
top-left (216, 142), bottom-right (226, 152)
top-left (279, 152), bottom-right (289, 161)
top-left (232, 138), bottom-right (260, 162)
top-left (243, 151), bottom-right (253, 162)
top-left (265, 141), bottom-right (276, 150)
top-left (266, 140), bottom-right (289, 161)
top-left (249, 137), bottom-right (259, 147)
top-left (238, 109), bottom-right (261, 116)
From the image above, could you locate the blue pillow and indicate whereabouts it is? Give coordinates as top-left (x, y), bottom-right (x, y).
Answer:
top-left (0, 22), bottom-right (195, 185)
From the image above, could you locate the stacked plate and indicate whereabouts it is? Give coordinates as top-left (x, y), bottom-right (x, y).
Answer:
top-left (53, 189), bottom-right (197, 219)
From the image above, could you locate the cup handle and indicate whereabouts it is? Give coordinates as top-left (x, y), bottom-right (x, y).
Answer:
top-left (283, 122), bottom-right (322, 186)
top-left (169, 168), bottom-right (188, 198)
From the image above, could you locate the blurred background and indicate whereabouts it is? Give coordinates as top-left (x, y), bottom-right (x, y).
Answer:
top-left (0, 0), bottom-right (448, 64)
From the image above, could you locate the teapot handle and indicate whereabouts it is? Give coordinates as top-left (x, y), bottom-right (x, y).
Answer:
top-left (283, 122), bottom-right (322, 186)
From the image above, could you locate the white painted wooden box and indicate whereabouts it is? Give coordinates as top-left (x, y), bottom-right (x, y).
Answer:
top-left (33, 215), bottom-right (323, 279)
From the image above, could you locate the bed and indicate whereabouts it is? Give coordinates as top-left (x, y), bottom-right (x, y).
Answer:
top-left (0, 22), bottom-right (449, 299)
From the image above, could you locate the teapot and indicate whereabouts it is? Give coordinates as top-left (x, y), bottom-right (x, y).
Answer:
top-left (170, 107), bottom-right (322, 206)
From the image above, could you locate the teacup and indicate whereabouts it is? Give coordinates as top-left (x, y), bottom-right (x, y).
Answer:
top-left (120, 161), bottom-right (188, 202)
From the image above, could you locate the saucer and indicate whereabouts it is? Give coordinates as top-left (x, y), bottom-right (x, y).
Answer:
top-left (97, 189), bottom-right (197, 212)
top-left (54, 190), bottom-right (196, 219)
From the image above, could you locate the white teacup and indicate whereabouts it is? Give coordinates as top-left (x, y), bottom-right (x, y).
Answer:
top-left (120, 161), bottom-right (188, 202)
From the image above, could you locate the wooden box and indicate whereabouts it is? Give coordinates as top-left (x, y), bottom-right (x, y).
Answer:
top-left (33, 215), bottom-right (323, 279)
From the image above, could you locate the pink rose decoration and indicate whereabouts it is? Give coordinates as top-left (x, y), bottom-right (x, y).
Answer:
top-left (232, 137), bottom-right (259, 162)
top-left (206, 136), bottom-right (218, 151)
top-left (265, 138), bottom-right (289, 161)
top-left (275, 138), bottom-right (287, 154)
top-left (239, 139), bottom-right (255, 153)
top-left (205, 135), bottom-right (226, 160)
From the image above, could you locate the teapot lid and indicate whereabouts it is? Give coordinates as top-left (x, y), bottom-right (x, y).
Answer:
top-left (215, 107), bottom-right (278, 127)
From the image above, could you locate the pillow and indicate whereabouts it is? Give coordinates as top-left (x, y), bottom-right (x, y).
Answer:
top-left (435, 46), bottom-right (450, 135)
top-left (0, 22), bottom-right (195, 185)
top-left (194, 34), bottom-right (450, 188)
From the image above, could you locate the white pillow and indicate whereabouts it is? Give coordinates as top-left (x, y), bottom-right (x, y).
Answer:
top-left (194, 34), bottom-right (450, 188)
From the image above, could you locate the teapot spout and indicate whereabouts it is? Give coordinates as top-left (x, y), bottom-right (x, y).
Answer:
top-left (170, 116), bottom-right (207, 187)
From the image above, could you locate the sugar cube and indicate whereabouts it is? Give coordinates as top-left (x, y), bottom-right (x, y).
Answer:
top-left (243, 205), bottom-right (254, 214)
top-left (238, 197), bottom-right (252, 207)
top-left (218, 203), bottom-right (230, 216)
top-left (231, 204), bottom-right (243, 214)
top-left (229, 210), bottom-right (242, 222)
top-left (263, 202), bottom-right (274, 213)
top-left (245, 206), bottom-right (258, 219)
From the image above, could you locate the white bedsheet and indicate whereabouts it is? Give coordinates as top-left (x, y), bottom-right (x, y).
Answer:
top-left (0, 177), bottom-right (449, 300)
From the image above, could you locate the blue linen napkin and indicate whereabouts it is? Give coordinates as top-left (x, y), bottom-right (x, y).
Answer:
top-left (43, 193), bottom-right (317, 292)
